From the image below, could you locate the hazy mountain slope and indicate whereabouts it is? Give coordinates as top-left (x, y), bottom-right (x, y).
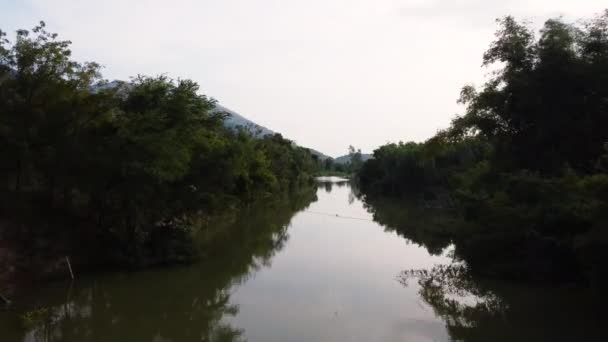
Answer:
top-left (215, 104), bottom-right (334, 160)
top-left (91, 80), bottom-right (333, 159)
top-left (334, 153), bottom-right (373, 164)
top-left (307, 149), bottom-right (332, 161)
top-left (214, 104), bottom-right (274, 138)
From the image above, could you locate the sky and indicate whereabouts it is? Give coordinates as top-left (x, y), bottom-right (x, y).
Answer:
top-left (1, 1), bottom-right (606, 157)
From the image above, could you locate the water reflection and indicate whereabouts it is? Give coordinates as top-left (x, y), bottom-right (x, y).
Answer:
top-left (361, 196), bottom-right (456, 255)
top-left (225, 179), bottom-right (451, 342)
top-left (0, 188), bottom-right (318, 342)
top-left (398, 263), bottom-right (607, 341)
top-left (4, 180), bottom-right (605, 342)
top-left (363, 195), bottom-right (608, 341)
top-left (316, 177), bottom-right (349, 194)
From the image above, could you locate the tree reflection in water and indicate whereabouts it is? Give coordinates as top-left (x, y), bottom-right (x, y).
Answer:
top-left (365, 196), bottom-right (608, 341)
top-left (316, 177), bottom-right (349, 194)
top-left (400, 264), bottom-right (506, 341)
top-left (399, 262), bottom-right (607, 341)
top-left (1, 188), bottom-right (318, 342)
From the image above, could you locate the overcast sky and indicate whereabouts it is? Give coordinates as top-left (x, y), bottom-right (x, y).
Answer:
top-left (1, 1), bottom-right (606, 156)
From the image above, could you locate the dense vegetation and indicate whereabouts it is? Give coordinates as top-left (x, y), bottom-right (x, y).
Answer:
top-left (0, 22), bottom-right (319, 274)
top-left (315, 145), bottom-right (364, 177)
top-left (358, 12), bottom-right (608, 286)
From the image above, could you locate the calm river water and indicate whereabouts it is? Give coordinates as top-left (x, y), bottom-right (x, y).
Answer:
top-left (1, 177), bottom-right (605, 341)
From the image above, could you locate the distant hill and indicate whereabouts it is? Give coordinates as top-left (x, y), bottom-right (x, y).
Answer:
top-left (90, 81), bottom-right (333, 160)
top-left (334, 153), bottom-right (373, 165)
top-left (307, 149), bottom-right (332, 161)
top-left (214, 103), bottom-right (370, 163)
top-left (214, 104), bottom-right (274, 138)
top-left (214, 104), bottom-right (335, 160)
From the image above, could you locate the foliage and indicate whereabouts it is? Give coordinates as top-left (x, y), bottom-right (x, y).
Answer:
top-left (313, 145), bottom-right (365, 176)
top-left (358, 137), bottom-right (490, 198)
top-left (357, 12), bottom-right (608, 286)
top-left (0, 22), bottom-right (318, 267)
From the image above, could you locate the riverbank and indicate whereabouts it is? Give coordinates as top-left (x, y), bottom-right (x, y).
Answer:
top-left (3, 180), bottom-right (607, 341)
top-left (0, 186), bottom-right (319, 301)
top-left (356, 13), bottom-right (608, 287)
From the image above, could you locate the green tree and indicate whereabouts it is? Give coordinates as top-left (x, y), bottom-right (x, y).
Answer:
top-left (357, 11), bottom-right (608, 286)
top-left (0, 22), bottom-right (320, 268)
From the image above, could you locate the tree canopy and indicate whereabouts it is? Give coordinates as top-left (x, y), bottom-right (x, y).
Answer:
top-left (357, 11), bottom-right (608, 286)
top-left (0, 22), bottom-right (319, 267)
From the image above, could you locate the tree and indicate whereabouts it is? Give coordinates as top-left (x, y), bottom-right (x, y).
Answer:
top-left (347, 145), bottom-right (363, 172)
top-left (0, 21), bottom-right (104, 197)
top-left (458, 13), bottom-right (608, 173)
top-left (0, 22), bottom-right (320, 267)
top-left (356, 12), bottom-right (608, 286)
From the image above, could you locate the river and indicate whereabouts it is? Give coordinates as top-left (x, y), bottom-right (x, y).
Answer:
top-left (1, 177), bottom-right (605, 341)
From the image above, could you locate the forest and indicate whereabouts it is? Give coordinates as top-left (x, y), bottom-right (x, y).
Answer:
top-left (3, 10), bottom-right (608, 297)
top-left (357, 12), bottom-right (608, 287)
top-left (0, 22), bottom-right (320, 276)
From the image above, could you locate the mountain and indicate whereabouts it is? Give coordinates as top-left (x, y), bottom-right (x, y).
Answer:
top-left (89, 80), bottom-right (334, 159)
top-left (307, 149), bottom-right (332, 161)
top-left (214, 104), bottom-right (274, 138)
top-left (89, 81), bottom-right (273, 138)
top-left (334, 153), bottom-right (373, 165)
top-left (215, 104), bottom-right (335, 160)
top-left (215, 104), bottom-right (372, 163)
